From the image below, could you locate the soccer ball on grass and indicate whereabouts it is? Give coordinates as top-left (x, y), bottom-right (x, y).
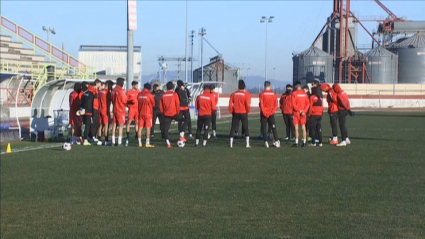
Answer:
top-left (177, 140), bottom-right (185, 148)
top-left (63, 142), bottom-right (72, 151)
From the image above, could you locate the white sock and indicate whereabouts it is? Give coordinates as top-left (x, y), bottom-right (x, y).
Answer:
top-left (146, 139), bottom-right (150, 145)
top-left (295, 139), bottom-right (299, 144)
top-left (346, 137), bottom-right (349, 141)
top-left (230, 137), bottom-right (234, 146)
top-left (118, 136), bottom-right (122, 145)
top-left (138, 138), bottom-right (142, 145)
top-left (303, 139), bottom-right (306, 144)
top-left (195, 139), bottom-right (199, 145)
top-left (203, 140), bottom-right (207, 146)
top-left (180, 132), bottom-right (184, 137)
top-left (333, 136), bottom-right (337, 141)
top-left (112, 136), bottom-right (116, 144)
top-left (246, 136), bottom-right (250, 145)
top-left (166, 139), bottom-right (170, 145)
top-left (213, 130), bottom-right (216, 136)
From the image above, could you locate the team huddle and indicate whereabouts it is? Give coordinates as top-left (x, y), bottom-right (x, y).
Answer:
top-left (68, 77), bottom-right (353, 148)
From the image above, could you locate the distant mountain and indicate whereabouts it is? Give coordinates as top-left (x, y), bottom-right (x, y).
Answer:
top-left (242, 75), bottom-right (291, 89)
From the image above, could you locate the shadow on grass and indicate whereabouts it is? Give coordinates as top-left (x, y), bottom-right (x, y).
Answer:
top-left (356, 113), bottom-right (425, 118)
top-left (349, 136), bottom-right (402, 142)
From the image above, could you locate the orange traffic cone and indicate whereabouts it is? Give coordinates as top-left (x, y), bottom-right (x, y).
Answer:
top-left (6, 143), bottom-right (12, 153)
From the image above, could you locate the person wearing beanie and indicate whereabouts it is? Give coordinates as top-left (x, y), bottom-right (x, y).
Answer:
top-left (228, 80), bottom-right (251, 148)
top-left (308, 85), bottom-right (324, 147)
top-left (279, 84), bottom-right (295, 140)
top-left (291, 81), bottom-right (310, 147)
top-left (175, 80), bottom-right (193, 138)
top-left (332, 83), bottom-right (352, 146)
top-left (111, 77), bottom-right (127, 146)
top-left (320, 83), bottom-right (339, 145)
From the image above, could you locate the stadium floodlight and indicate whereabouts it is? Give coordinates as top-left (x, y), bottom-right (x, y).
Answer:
top-left (260, 16), bottom-right (274, 82)
top-left (42, 26), bottom-right (56, 42)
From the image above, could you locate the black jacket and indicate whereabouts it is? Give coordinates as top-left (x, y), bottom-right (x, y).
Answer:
top-left (152, 89), bottom-right (164, 111)
top-left (175, 87), bottom-right (191, 108)
top-left (80, 90), bottom-right (94, 115)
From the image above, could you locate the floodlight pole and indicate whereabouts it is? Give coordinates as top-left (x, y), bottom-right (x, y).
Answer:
top-left (260, 16), bottom-right (274, 82)
top-left (184, 0), bottom-right (188, 82)
top-left (190, 30), bottom-right (195, 83)
top-left (126, 0), bottom-right (135, 91)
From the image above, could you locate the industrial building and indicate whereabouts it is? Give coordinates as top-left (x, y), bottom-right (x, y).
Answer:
top-left (293, 0), bottom-right (425, 84)
top-left (192, 56), bottom-right (240, 94)
top-left (78, 45), bottom-right (142, 82)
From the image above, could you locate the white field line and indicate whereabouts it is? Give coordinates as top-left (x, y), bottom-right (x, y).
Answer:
top-left (1, 143), bottom-right (63, 155)
top-left (0, 116), bottom-right (260, 155)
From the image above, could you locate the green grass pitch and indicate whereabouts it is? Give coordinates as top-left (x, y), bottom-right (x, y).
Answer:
top-left (1, 111), bottom-right (425, 238)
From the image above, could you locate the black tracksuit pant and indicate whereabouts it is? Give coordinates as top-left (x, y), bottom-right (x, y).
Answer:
top-left (196, 115), bottom-right (211, 140)
top-left (152, 110), bottom-right (164, 136)
top-left (261, 114), bottom-right (278, 141)
top-left (338, 110), bottom-right (348, 140)
top-left (329, 112), bottom-right (338, 137)
top-left (229, 113), bottom-right (249, 137)
top-left (83, 115), bottom-right (96, 140)
top-left (163, 114), bottom-right (186, 141)
top-left (90, 110), bottom-right (99, 138)
top-left (283, 114), bottom-right (295, 138)
top-left (211, 110), bottom-right (217, 131)
top-left (178, 109), bottom-right (192, 135)
top-left (309, 115), bottom-right (322, 143)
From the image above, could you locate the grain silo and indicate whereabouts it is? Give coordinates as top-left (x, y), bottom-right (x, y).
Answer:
top-left (389, 34), bottom-right (425, 84)
top-left (292, 46), bottom-right (333, 85)
top-left (365, 46), bottom-right (398, 84)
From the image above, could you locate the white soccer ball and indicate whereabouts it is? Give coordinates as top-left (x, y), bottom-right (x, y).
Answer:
top-left (63, 142), bottom-right (72, 151)
top-left (177, 140), bottom-right (185, 148)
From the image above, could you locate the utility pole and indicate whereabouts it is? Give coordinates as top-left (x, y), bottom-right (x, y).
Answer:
top-left (198, 28), bottom-right (206, 82)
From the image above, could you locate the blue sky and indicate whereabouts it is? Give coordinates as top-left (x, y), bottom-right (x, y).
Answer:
top-left (1, 1), bottom-right (424, 82)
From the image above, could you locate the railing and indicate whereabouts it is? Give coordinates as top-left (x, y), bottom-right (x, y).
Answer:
top-left (1, 16), bottom-right (87, 73)
top-left (0, 87), bottom-right (32, 107)
top-left (1, 61), bottom-right (97, 92)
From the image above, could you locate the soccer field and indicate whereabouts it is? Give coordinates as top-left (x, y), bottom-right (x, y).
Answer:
top-left (1, 111), bottom-right (425, 238)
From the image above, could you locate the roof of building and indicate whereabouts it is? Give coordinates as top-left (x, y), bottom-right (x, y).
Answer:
top-left (365, 46), bottom-right (397, 57)
top-left (194, 59), bottom-right (239, 72)
top-left (388, 33), bottom-right (425, 48)
top-left (296, 46), bottom-right (332, 57)
top-left (79, 45), bottom-right (142, 52)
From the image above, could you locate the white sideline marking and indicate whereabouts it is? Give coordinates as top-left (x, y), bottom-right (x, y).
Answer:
top-left (0, 116), bottom-right (260, 155)
top-left (1, 143), bottom-right (63, 155)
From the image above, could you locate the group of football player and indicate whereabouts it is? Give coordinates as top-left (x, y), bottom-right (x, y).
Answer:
top-left (225, 78), bottom-right (353, 148)
top-left (68, 77), bottom-right (352, 148)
